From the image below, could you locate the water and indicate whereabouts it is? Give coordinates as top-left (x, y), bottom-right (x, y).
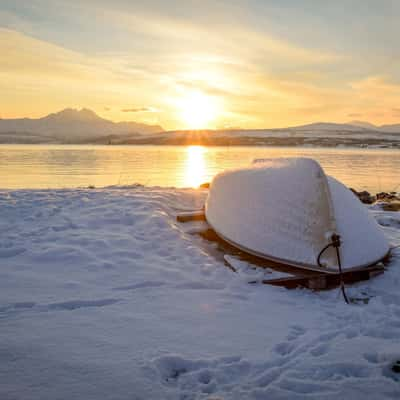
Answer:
top-left (0, 144), bottom-right (399, 193)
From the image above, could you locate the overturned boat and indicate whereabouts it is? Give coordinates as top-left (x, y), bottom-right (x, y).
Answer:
top-left (205, 158), bottom-right (389, 273)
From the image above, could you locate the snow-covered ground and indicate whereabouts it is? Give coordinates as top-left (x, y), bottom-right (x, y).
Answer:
top-left (0, 186), bottom-right (399, 400)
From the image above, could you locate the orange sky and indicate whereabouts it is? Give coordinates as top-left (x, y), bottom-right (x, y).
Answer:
top-left (1, 1), bottom-right (400, 129)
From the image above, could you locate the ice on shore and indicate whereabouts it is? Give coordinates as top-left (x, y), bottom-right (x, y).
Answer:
top-left (0, 186), bottom-right (399, 399)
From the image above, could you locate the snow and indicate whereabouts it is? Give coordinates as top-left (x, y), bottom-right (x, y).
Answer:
top-left (206, 158), bottom-right (336, 269)
top-left (206, 158), bottom-right (389, 271)
top-left (0, 186), bottom-right (400, 400)
top-left (327, 176), bottom-right (389, 268)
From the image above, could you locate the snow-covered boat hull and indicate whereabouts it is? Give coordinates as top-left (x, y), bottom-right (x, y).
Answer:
top-left (205, 158), bottom-right (389, 272)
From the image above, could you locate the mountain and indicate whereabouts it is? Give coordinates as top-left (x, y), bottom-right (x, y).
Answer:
top-left (348, 120), bottom-right (400, 133)
top-left (0, 108), bottom-right (163, 143)
top-left (290, 121), bottom-right (400, 133)
top-left (289, 122), bottom-right (374, 132)
top-left (379, 123), bottom-right (400, 133)
top-left (348, 120), bottom-right (378, 129)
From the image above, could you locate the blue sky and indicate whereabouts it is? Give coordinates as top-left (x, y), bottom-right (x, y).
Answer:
top-left (1, 0), bottom-right (400, 128)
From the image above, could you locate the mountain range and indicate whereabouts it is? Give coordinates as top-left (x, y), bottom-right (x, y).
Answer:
top-left (0, 108), bottom-right (399, 147)
top-left (0, 108), bottom-right (163, 144)
top-left (345, 120), bottom-right (400, 133)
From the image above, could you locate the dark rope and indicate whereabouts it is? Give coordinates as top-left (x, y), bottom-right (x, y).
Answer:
top-left (317, 233), bottom-right (349, 304)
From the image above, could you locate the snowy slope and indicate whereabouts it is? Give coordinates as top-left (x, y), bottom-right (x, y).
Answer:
top-left (0, 186), bottom-right (399, 399)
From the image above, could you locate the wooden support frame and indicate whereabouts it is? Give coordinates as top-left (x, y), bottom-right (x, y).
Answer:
top-left (176, 211), bottom-right (387, 290)
top-left (259, 264), bottom-right (384, 290)
top-left (176, 211), bottom-right (206, 223)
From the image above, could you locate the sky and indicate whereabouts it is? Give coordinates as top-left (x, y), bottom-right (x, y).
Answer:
top-left (1, 0), bottom-right (400, 129)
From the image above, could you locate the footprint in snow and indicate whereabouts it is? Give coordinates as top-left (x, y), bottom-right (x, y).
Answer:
top-left (363, 352), bottom-right (380, 364)
top-left (286, 325), bottom-right (306, 341)
top-left (363, 352), bottom-right (400, 382)
top-left (112, 281), bottom-right (165, 291)
top-left (153, 353), bottom-right (249, 395)
top-left (47, 298), bottom-right (120, 311)
top-left (309, 342), bottom-right (330, 357)
top-left (277, 377), bottom-right (335, 395)
top-left (0, 247), bottom-right (26, 258)
top-left (0, 299), bottom-right (120, 316)
top-left (273, 341), bottom-right (297, 356)
top-left (0, 301), bottom-right (36, 313)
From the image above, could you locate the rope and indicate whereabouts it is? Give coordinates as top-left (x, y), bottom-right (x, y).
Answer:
top-left (317, 233), bottom-right (349, 304)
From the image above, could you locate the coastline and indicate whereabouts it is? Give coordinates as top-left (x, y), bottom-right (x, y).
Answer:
top-left (1, 137), bottom-right (399, 148)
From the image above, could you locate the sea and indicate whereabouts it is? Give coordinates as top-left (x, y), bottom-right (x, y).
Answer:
top-left (0, 144), bottom-right (399, 193)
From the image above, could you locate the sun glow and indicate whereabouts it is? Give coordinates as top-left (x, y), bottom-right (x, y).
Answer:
top-left (177, 91), bottom-right (219, 129)
top-left (183, 145), bottom-right (207, 188)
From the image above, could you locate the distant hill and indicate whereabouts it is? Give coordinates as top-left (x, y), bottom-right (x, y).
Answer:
top-left (290, 121), bottom-right (400, 133)
top-left (289, 122), bottom-right (373, 132)
top-left (379, 123), bottom-right (400, 133)
top-left (0, 108), bottom-right (163, 143)
top-left (286, 121), bottom-right (400, 134)
top-left (348, 120), bottom-right (378, 129)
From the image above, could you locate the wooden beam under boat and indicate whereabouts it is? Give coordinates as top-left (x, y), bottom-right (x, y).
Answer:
top-left (176, 211), bottom-right (206, 222)
top-left (254, 264), bottom-right (385, 290)
top-left (176, 211), bottom-right (388, 289)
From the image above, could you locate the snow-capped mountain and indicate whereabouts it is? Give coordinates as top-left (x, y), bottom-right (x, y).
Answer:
top-left (0, 108), bottom-right (163, 143)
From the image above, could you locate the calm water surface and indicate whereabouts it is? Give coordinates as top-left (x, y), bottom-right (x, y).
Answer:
top-left (0, 144), bottom-right (399, 193)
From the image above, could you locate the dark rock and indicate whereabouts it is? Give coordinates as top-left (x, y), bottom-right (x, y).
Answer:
top-left (350, 188), bottom-right (376, 204)
top-left (376, 192), bottom-right (400, 201)
top-left (392, 361), bottom-right (400, 373)
top-left (380, 202), bottom-right (400, 212)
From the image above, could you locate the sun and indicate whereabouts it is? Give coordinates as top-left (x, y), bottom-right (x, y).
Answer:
top-left (177, 91), bottom-right (219, 129)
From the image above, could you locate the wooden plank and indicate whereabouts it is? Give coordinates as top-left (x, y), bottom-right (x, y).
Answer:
top-left (176, 211), bottom-right (206, 222)
top-left (193, 226), bottom-right (387, 289)
top-left (260, 264), bottom-right (384, 290)
top-left (197, 228), bottom-right (325, 276)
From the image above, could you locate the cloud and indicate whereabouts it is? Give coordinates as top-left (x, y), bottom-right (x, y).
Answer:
top-left (346, 76), bottom-right (400, 122)
top-left (121, 107), bottom-right (159, 113)
top-left (2, 3), bottom-right (400, 130)
top-left (175, 79), bottom-right (256, 102)
top-left (392, 108), bottom-right (400, 116)
top-left (106, 7), bottom-right (341, 66)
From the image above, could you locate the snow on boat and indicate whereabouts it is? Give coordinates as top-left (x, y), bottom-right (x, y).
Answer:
top-left (205, 158), bottom-right (389, 273)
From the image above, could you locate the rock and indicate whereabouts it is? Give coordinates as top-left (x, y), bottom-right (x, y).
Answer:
top-left (372, 192), bottom-right (400, 211)
top-left (392, 360), bottom-right (400, 373)
top-left (376, 192), bottom-right (400, 202)
top-left (350, 188), bottom-right (400, 206)
top-left (350, 188), bottom-right (376, 204)
top-left (379, 202), bottom-right (400, 212)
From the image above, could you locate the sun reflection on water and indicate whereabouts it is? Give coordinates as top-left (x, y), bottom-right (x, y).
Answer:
top-left (183, 145), bottom-right (207, 188)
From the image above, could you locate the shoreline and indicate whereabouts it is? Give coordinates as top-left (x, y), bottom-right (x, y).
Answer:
top-left (0, 140), bottom-right (399, 149)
